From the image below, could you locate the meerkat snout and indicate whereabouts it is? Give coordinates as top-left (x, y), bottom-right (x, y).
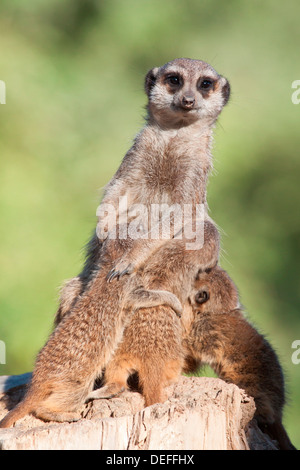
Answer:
top-left (181, 94), bottom-right (196, 109)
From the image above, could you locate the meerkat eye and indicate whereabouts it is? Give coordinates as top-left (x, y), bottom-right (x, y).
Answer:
top-left (195, 290), bottom-right (210, 304)
top-left (166, 75), bottom-right (181, 86)
top-left (198, 79), bottom-right (213, 90)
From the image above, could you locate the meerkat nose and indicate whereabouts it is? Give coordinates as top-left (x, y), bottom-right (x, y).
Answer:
top-left (181, 95), bottom-right (195, 109)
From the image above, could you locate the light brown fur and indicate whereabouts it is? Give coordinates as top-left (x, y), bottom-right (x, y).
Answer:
top-left (0, 59), bottom-right (228, 427)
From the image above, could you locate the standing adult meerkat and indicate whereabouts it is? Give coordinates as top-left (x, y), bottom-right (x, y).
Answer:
top-left (55, 57), bottom-right (230, 323)
top-left (183, 265), bottom-right (296, 451)
top-left (0, 58), bottom-right (229, 427)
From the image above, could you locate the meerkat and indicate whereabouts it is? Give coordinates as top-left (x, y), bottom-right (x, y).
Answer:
top-left (86, 222), bottom-right (219, 407)
top-left (54, 57), bottom-right (230, 322)
top-left (0, 58), bottom-right (228, 427)
top-left (183, 265), bottom-right (296, 450)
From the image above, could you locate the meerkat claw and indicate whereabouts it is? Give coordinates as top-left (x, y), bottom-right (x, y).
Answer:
top-left (106, 270), bottom-right (119, 282)
top-left (119, 267), bottom-right (131, 278)
top-left (106, 264), bottom-right (133, 282)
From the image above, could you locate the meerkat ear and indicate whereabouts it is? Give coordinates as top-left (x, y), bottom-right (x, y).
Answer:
top-left (220, 76), bottom-right (231, 105)
top-left (144, 67), bottom-right (159, 96)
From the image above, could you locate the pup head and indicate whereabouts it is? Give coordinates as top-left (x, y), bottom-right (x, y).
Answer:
top-left (189, 265), bottom-right (239, 315)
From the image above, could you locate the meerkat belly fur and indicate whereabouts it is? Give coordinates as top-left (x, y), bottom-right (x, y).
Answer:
top-left (0, 58), bottom-right (229, 427)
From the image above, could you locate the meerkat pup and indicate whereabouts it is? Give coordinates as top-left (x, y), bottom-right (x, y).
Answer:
top-left (0, 58), bottom-right (228, 427)
top-left (183, 265), bottom-right (296, 450)
top-left (86, 222), bottom-right (219, 407)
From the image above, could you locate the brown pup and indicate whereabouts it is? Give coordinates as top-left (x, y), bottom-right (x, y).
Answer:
top-left (183, 265), bottom-right (296, 450)
top-left (0, 58), bottom-right (228, 426)
top-left (87, 223), bottom-right (219, 407)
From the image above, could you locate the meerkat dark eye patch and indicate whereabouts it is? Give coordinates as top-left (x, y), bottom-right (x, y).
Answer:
top-left (195, 290), bottom-right (210, 304)
top-left (198, 78), bottom-right (214, 91)
top-left (165, 74), bottom-right (183, 87)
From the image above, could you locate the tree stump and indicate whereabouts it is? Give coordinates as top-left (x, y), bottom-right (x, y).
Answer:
top-left (0, 374), bottom-right (279, 450)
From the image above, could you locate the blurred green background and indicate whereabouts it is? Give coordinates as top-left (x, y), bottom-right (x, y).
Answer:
top-left (0, 0), bottom-right (299, 446)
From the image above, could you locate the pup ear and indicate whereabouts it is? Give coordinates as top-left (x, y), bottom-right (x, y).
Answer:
top-left (220, 76), bottom-right (231, 105)
top-left (144, 67), bottom-right (159, 96)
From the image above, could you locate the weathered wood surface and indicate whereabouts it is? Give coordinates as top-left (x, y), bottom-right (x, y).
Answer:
top-left (0, 374), bottom-right (279, 450)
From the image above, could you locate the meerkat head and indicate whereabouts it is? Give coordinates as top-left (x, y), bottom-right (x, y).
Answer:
top-left (145, 58), bottom-right (230, 128)
top-left (189, 265), bottom-right (239, 315)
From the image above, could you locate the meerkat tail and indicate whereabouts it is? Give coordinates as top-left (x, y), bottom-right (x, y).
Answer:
top-left (0, 396), bottom-right (35, 428)
top-left (262, 421), bottom-right (297, 451)
top-left (139, 362), bottom-right (164, 407)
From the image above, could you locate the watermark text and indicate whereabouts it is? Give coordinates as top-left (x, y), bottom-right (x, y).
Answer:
top-left (96, 197), bottom-right (205, 250)
top-left (0, 340), bottom-right (6, 364)
top-left (291, 80), bottom-right (300, 104)
top-left (0, 80), bottom-right (6, 104)
top-left (291, 340), bottom-right (300, 364)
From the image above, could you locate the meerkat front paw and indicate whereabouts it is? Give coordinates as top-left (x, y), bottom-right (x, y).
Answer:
top-left (106, 260), bottom-right (134, 282)
top-left (161, 292), bottom-right (183, 318)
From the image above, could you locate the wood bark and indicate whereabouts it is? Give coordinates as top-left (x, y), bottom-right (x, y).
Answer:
top-left (0, 374), bottom-right (279, 450)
